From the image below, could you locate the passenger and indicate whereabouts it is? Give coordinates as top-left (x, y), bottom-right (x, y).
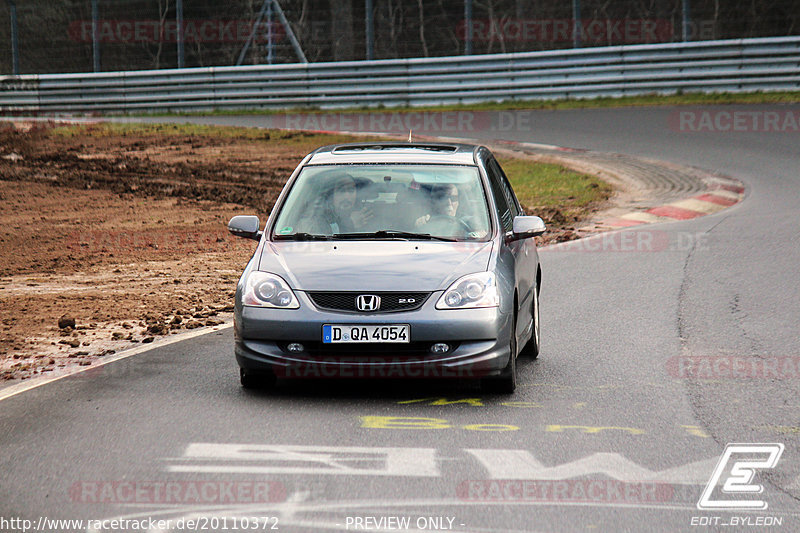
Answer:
top-left (297, 173), bottom-right (374, 234)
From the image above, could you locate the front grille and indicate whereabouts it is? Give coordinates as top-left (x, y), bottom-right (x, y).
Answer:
top-left (307, 292), bottom-right (430, 313)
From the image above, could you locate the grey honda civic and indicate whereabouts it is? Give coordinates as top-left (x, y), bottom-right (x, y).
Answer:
top-left (227, 142), bottom-right (545, 393)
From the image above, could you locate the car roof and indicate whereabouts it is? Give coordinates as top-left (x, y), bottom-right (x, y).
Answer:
top-left (304, 142), bottom-right (483, 166)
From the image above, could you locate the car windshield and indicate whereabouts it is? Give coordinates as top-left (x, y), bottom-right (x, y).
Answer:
top-left (272, 164), bottom-right (491, 241)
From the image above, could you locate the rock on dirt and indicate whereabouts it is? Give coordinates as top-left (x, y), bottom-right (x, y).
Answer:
top-left (58, 316), bottom-right (76, 329)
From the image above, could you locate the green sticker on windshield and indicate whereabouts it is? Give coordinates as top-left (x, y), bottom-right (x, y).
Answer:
top-left (279, 226), bottom-right (293, 234)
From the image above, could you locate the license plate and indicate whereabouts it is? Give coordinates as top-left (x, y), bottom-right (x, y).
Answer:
top-left (323, 324), bottom-right (410, 343)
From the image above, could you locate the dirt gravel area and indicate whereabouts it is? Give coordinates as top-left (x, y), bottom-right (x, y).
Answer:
top-left (0, 178), bottom-right (254, 381)
top-left (0, 122), bottom-right (605, 383)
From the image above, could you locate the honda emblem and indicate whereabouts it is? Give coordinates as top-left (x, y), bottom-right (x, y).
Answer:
top-left (356, 294), bottom-right (381, 312)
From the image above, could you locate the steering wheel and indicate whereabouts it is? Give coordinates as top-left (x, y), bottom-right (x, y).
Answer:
top-left (424, 215), bottom-right (472, 237)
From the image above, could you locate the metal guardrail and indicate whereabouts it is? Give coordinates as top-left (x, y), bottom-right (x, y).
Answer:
top-left (2, 36), bottom-right (799, 113)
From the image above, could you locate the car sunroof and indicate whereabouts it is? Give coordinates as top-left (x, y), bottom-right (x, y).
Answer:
top-left (331, 144), bottom-right (458, 153)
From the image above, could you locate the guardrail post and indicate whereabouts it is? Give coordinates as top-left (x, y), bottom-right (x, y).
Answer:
top-left (365, 0), bottom-right (374, 60)
top-left (176, 0), bottom-right (185, 68)
top-left (266, 0), bottom-right (274, 64)
top-left (91, 0), bottom-right (100, 72)
top-left (7, 0), bottom-right (19, 75)
top-left (464, 0), bottom-right (472, 55)
top-left (682, 0), bottom-right (692, 41)
top-left (572, 0), bottom-right (581, 48)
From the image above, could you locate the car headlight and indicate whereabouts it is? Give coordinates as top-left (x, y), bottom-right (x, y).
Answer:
top-left (242, 271), bottom-right (299, 309)
top-left (436, 272), bottom-right (499, 309)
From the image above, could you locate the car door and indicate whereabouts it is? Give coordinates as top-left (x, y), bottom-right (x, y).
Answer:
top-left (496, 160), bottom-right (538, 323)
top-left (486, 157), bottom-right (536, 339)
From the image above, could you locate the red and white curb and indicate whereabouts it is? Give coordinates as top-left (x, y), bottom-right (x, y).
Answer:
top-left (489, 138), bottom-right (747, 231)
top-left (581, 177), bottom-right (745, 231)
top-left (589, 178), bottom-right (746, 230)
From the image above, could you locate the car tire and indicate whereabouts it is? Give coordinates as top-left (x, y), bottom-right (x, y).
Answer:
top-left (520, 283), bottom-right (540, 359)
top-left (240, 367), bottom-right (276, 390)
top-left (482, 319), bottom-right (517, 394)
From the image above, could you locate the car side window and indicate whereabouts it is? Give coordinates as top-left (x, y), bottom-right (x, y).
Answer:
top-left (486, 158), bottom-right (513, 232)
top-left (492, 159), bottom-right (523, 217)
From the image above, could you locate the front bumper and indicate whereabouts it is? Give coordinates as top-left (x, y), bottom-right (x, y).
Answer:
top-left (235, 291), bottom-right (512, 379)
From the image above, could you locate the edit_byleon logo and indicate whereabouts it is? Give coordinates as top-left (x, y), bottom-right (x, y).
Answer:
top-left (697, 443), bottom-right (784, 510)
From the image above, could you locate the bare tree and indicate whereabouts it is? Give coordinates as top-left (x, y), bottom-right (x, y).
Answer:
top-left (140, 0), bottom-right (170, 69)
top-left (330, 0), bottom-right (354, 60)
top-left (436, 0), bottom-right (460, 54)
top-left (416, 0), bottom-right (428, 56)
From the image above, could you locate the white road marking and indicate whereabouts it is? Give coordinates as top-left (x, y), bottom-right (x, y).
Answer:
top-left (166, 443), bottom-right (439, 477)
top-left (166, 443), bottom-right (720, 485)
top-left (465, 449), bottom-right (718, 484)
top-left (0, 322), bottom-right (232, 403)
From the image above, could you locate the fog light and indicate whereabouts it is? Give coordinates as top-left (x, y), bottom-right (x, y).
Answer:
top-left (287, 343), bottom-right (305, 353)
top-left (430, 343), bottom-right (450, 354)
top-left (276, 290), bottom-right (293, 307)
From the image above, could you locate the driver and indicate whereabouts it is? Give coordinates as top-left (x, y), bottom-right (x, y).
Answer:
top-left (415, 183), bottom-right (459, 227)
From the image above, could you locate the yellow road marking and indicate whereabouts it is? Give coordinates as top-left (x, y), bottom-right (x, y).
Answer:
top-left (360, 416), bottom-right (450, 429)
top-left (681, 425), bottom-right (710, 438)
top-left (462, 424), bottom-right (519, 432)
top-left (499, 401), bottom-right (542, 408)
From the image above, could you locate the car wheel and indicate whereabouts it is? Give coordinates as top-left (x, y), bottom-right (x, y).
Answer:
top-left (520, 283), bottom-right (540, 359)
top-left (482, 319), bottom-right (517, 394)
top-left (240, 367), bottom-right (276, 390)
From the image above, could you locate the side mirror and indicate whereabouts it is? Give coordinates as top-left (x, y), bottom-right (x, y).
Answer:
top-left (228, 215), bottom-right (262, 241)
top-left (511, 216), bottom-right (546, 239)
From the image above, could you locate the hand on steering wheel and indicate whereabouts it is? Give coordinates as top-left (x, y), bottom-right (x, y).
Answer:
top-left (424, 214), bottom-right (472, 236)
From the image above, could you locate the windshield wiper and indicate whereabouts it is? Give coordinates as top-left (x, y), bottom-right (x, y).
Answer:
top-left (273, 232), bottom-right (331, 241)
top-left (333, 230), bottom-right (458, 242)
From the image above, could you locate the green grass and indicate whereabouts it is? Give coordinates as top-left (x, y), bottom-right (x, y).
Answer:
top-left (44, 121), bottom-right (610, 217)
top-left (498, 157), bottom-right (612, 216)
top-left (121, 90), bottom-right (800, 118)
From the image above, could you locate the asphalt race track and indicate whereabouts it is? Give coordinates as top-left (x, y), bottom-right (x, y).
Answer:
top-left (2, 105), bottom-right (799, 532)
